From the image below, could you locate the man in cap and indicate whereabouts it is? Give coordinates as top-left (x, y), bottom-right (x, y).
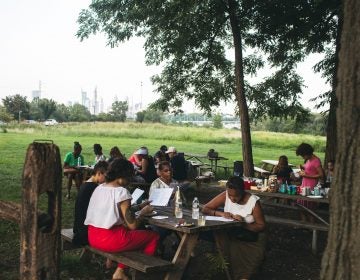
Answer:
top-left (166, 147), bottom-right (187, 182)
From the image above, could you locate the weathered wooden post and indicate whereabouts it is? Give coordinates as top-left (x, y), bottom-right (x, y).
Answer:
top-left (20, 141), bottom-right (62, 279)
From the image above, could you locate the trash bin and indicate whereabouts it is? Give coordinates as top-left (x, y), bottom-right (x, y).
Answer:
top-left (233, 161), bottom-right (243, 177)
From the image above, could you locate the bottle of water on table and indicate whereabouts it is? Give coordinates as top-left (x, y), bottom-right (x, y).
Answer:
top-left (192, 197), bottom-right (199, 219)
top-left (174, 186), bottom-right (183, 218)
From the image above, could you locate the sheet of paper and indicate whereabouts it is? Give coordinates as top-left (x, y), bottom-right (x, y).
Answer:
top-left (205, 216), bottom-right (234, 222)
top-left (149, 188), bottom-right (173, 206)
top-left (131, 188), bottom-right (145, 205)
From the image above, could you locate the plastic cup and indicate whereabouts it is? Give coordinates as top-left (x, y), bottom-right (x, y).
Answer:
top-left (197, 215), bottom-right (206, 226)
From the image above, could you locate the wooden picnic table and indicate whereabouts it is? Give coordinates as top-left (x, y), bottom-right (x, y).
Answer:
top-left (184, 153), bottom-right (229, 175)
top-left (148, 206), bottom-right (242, 280)
top-left (247, 189), bottom-right (329, 254)
top-left (261, 160), bottom-right (298, 172)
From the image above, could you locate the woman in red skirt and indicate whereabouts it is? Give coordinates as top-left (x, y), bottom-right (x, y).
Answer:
top-left (85, 158), bottom-right (159, 280)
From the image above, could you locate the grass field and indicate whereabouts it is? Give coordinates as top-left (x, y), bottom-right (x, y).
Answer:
top-left (0, 122), bottom-right (326, 279)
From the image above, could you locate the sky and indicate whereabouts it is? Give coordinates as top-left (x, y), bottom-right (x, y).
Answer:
top-left (0, 0), bottom-right (330, 114)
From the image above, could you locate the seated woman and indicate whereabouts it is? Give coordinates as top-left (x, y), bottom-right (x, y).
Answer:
top-left (73, 161), bottom-right (108, 246)
top-left (63, 141), bottom-right (84, 199)
top-left (131, 147), bottom-right (158, 184)
top-left (84, 158), bottom-right (159, 280)
top-left (108, 146), bottom-right (125, 163)
top-left (93, 143), bottom-right (106, 163)
top-left (202, 176), bottom-right (266, 280)
top-left (271, 155), bottom-right (294, 184)
top-left (149, 161), bottom-right (178, 197)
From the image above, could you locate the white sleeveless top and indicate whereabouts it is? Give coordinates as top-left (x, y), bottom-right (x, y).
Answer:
top-left (224, 191), bottom-right (259, 223)
top-left (84, 184), bottom-right (132, 229)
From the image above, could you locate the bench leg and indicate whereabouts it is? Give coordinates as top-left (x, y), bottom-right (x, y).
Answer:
top-left (312, 230), bottom-right (318, 255)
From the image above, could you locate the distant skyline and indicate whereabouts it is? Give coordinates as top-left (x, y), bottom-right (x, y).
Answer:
top-left (0, 0), bottom-right (330, 114)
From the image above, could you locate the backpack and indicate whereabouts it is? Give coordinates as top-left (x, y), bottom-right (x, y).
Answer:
top-left (185, 160), bottom-right (197, 181)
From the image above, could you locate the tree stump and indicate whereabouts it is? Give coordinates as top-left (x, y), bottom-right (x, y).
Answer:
top-left (20, 141), bottom-right (62, 280)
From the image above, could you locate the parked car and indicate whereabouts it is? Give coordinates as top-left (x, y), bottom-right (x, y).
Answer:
top-left (44, 119), bottom-right (58, 126)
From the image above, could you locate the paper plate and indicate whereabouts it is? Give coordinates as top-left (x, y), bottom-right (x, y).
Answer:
top-left (136, 211), bottom-right (157, 217)
top-left (306, 195), bottom-right (323, 199)
top-left (152, 215), bottom-right (169, 219)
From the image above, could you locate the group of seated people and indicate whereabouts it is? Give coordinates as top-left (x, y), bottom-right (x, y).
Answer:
top-left (72, 154), bottom-right (266, 280)
top-left (63, 142), bottom-right (189, 199)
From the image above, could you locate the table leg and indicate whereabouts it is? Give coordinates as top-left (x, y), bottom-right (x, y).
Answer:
top-left (164, 233), bottom-right (199, 280)
top-left (213, 231), bottom-right (232, 280)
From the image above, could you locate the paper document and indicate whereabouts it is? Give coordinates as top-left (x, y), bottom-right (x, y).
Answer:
top-left (205, 216), bottom-right (234, 222)
top-left (149, 188), bottom-right (173, 206)
top-left (131, 188), bottom-right (145, 205)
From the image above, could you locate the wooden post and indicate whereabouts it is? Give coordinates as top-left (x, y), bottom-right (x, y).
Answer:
top-left (20, 141), bottom-right (62, 280)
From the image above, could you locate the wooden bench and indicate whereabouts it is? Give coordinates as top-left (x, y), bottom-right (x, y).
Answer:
top-left (264, 215), bottom-right (328, 254)
top-left (215, 165), bottom-right (233, 175)
top-left (61, 228), bottom-right (174, 279)
top-left (254, 166), bottom-right (270, 178)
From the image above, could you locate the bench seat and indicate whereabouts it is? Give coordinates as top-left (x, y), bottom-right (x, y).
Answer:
top-left (61, 228), bottom-right (173, 274)
top-left (265, 215), bottom-right (328, 231)
top-left (264, 215), bottom-right (328, 254)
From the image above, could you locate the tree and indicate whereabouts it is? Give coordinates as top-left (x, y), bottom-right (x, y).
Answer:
top-left (2, 94), bottom-right (30, 120)
top-left (144, 109), bottom-right (164, 123)
top-left (38, 98), bottom-right (57, 120)
top-left (136, 111), bottom-right (145, 123)
top-left (68, 104), bottom-right (91, 122)
top-left (321, 0), bottom-right (360, 278)
top-left (52, 104), bottom-right (70, 122)
top-left (212, 113), bottom-right (223, 129)
top-left (77, 1), bottom-right (333, 176)
top-left (109, 101), bottom-right (128, 122)
top-left (0, 105), bottom-right (13, 122)
top-left (247, 0), bottom-right (341, 165)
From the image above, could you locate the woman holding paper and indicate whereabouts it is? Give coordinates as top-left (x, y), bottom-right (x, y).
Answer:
top-left (202, 176), bottom-right (266, 280)
top-left (149, 161), bottom-right (178, 197)
top-left (85, 158), bottom-right (159, 280)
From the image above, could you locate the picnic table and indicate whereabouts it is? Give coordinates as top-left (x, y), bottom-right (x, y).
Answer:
top-left (260, 160), bottom-right (299, 172)
top-left (247, 189), bottom-right (329, 254)
top-left (148, 206), bottom-right (243, 280)
top-left (184, 153), bottom-right (230, 175)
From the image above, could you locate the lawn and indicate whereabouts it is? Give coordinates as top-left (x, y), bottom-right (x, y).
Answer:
top-left (0, 122), bottom-right (325, 279)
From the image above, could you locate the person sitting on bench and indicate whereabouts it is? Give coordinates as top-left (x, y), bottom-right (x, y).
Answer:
top-left (73, 161), bottom-right (108, 246)
top-left (202, 176), bottom-right (266, 280)
top-left (84, 158), bottom-right (159, 280)
top-left (63, 141), bottom-right (84, 199)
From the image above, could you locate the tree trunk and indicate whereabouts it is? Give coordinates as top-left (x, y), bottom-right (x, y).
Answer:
top-left (226, 0), bottom-right (254, 177)
top-left (324, 6), bottom-right (343, 166)
top-left (321, 0), bottom-right (360, 278)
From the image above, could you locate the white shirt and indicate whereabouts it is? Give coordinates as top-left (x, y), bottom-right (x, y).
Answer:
top-left (149, 178), bottom-right (178, 197)
top-left (224, 191), bottom-right (259, 223)
top-left (84, 184), bottom-right (132, 229)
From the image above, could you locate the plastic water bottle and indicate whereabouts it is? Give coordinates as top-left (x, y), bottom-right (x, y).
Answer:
top-left (174, 186), bottom-right (183, 218)
top-left (192, 197), bottom-right (199, 219)
top-left (77, 156), bottom-right (81, 166)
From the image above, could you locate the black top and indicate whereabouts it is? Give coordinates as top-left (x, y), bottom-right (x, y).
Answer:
top-left (273, 166), bottom-right (293, 184)
top-left (170, 154), bottom-right (187, 181)
top-left (154, 150), bottom-right (170, 162)
top-left (73, 181), bottom-right (98, 246)
top-left (141, 156), bottom-right (158, 183)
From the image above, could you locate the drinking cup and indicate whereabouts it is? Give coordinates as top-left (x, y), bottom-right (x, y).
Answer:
top-left (197, 215), bottom-right (206, 226)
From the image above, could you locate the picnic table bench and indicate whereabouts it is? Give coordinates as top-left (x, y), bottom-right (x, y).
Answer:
top-left (61, 228), bottom-right (174, 279)
top-left (248, 190), bottom-right (329, 254)
top-left (185, 153), bottom-right (230, 176)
